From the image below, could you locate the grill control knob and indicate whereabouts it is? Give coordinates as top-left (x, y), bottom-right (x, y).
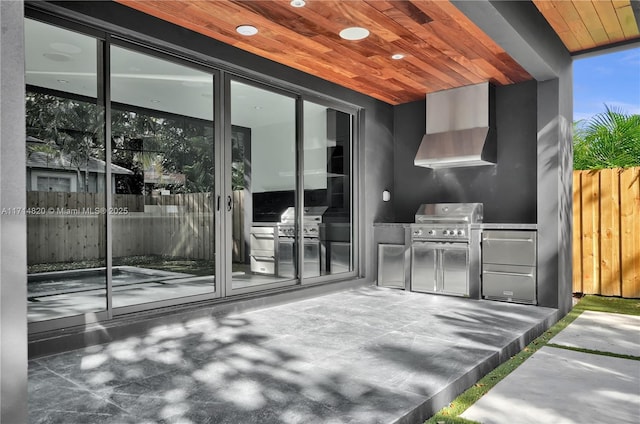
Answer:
top-left (442, 230), bottom-right (448, 236)
top-left (428, 229), bottom-right (436, 236)
top-left (457, 229), bottom-right (464, 236)
top-left (414, 229), bottom-right (423, 236)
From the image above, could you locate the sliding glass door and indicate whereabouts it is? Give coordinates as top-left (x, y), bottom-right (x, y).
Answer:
top-left (109, 44), bottom-right (217, 310)
top-left (25, 15), bottom-right (359, 330)
top-left (303, 101), bottom-right (355, 280)
top-left (226, 79), bottom-right (298, 294)
top-left (25, 19), bottom-right (107, 324)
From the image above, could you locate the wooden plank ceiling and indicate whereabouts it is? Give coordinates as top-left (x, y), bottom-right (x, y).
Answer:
top-left (115, 0), bottom-right (531, 105)
top-left (115, 1), bottom-right (640, 105)
top-left (533, 0), bottom-right (640, 53)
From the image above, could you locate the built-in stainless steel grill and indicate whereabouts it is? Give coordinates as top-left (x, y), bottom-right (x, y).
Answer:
top-left (410, 203), bottom-right (482, 298)
top-left (411, 203), bottom-right (483, 242)
top-left (277, 206), bottom-right (327, 238)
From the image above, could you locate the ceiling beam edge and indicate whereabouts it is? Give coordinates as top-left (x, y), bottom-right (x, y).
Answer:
top-left (571, 38), bottom-right (640, 59)
top-left (451, 0), bottom-right (570, 81)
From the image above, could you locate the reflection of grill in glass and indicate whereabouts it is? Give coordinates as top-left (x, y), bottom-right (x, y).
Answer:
top-left (410, 203), bottom-right (482, 297)
top-left (277, 206), bottom-right (327, 278)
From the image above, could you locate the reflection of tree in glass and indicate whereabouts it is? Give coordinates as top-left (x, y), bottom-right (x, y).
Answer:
top-left (110, 109), bottom-right (215, 194)
top-left (25, 91), bottom-right (254, 194)
top-left (25, 91), bottom-right (104, 192)
top-left (232, 129), bottom-right (246, 190)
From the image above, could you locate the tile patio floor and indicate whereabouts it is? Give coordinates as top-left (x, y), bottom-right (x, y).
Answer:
top-left (29, 286), bottom-right (558, 424)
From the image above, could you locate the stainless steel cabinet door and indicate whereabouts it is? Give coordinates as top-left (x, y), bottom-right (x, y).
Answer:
top-left (277, 239), bottom-right (295, 278)
top-left (378, 244), bottom-right (405, 289)
top-left (411, 242), bottom-right (438, 293)
top-left (441, 246), bottom-right (469, 296)
top-left (303, 240), bottom-right (321, 278)
top-left (330, 241), bottom-right (352, 275)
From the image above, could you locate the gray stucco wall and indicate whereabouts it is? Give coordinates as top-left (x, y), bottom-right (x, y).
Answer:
top-left (537, 74), bottom-right (574, 312)
top-left (1, 1), bottom-right (28, 422)
top-left (392, 80), bottom-right (538, 224)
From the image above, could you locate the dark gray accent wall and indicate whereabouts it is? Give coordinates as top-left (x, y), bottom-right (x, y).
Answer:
top-left (40, 1), bottom-right (395, 283)
top-left (1, 1), bottom-right (28, 422)
top-left (363, 104), bottom-right (395, 280)
top-left (392, 81), bottom-right (538, 223)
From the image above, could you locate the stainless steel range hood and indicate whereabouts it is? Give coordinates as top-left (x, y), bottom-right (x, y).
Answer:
top-left (415, 82), bottom-right (496, 168)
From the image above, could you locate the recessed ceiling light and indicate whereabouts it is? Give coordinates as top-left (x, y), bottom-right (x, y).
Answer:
top-left (150, 99), bottom-right (160, 103)
top-left (50, 42), bottom-right (82, 54)
top-left (57, 79), bottom-right (69, 84)
top-left (43, 52), bottom-right (71, 62)
top-left (236, 25), bottom-right (258, 36)
top-left (290, 0), bottom-right (306, 7)
top-left (391, 54), bottom-right (405, 60)
top-left (181, 81), bottom-right (205, 87)
top-left (339, 27), bottom-right (370, 41)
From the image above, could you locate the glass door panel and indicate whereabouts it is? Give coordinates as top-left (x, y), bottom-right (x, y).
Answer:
top-left (303, 101), bottom-right (354, 280)
top-left (24, 19), bottom-right (106, 323)
top-left (228, 80), bottom-right (297, 291)
top-left (110, 45), bottom-right (216, 309)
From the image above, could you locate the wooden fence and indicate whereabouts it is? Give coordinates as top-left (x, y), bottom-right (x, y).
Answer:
top-left (26, 192), bottom-right (217, 265)
top-left (573, 167), bottom-right (640, 298)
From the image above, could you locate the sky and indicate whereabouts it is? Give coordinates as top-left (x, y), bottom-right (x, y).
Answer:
top-left (573, 46), bottom-right (640, 123)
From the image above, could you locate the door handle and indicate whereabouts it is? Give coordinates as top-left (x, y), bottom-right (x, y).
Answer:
top-left (226, 195), bottom-right (232, 212)
top-left (216, 195), bottom-right (221, 211)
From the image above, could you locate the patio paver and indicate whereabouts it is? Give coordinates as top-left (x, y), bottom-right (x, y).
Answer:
top-left (550, 310), bottom-right (640, 356)
top-left (29, 286), bottom-right (557, 423)
top-left (461, 346), bottom-right (640, 424)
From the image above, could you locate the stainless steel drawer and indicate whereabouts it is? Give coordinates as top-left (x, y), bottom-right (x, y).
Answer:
top-left (250, 255), bottom-right (275, 275)
top-left (482, 263), bottom-right (536, 304)
top-left (251, 248), bottom-right (275, 258)
top-left (250, 227), bottom-right (275, 251)
top-left (482, 230), bottom-right (536, 266)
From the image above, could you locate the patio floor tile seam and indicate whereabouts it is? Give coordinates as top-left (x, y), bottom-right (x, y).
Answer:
top-left (29, 366), bottom-right (136, 418)
top-left (31, 359), bottom-right (100, 392)
top-left (32, 355), bottom-right (199, 400)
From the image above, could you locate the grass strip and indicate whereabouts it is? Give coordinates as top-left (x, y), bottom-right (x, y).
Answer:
top-left (424, 295), bottom-right (640, 424)
top-left (572, 294), bottom-right (640, 316)
top-left (545, 343), bottom-right (640, 361)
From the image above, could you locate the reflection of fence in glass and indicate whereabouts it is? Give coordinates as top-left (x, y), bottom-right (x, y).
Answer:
top-left (573, 167), bottom-right (640, 298)
top-left (26, 192), bottom-right (215, 265)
